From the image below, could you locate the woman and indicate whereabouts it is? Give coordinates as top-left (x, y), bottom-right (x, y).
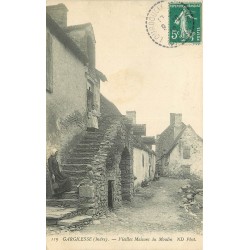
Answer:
top-left (87, 104), bottom-right (100, 132)
top-left (48, 148), bottom-right (71, 196)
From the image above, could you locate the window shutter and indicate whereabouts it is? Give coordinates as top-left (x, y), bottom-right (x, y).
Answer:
top-left (46, 32), bottom-right (53, 93)
top-left (183, 146), bottom-right (190, 159)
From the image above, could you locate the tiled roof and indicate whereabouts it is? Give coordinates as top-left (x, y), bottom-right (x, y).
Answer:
top-left (100, 94), bottom-right (122, 117)
top-left (46, 14), bottom-right (88, 65)
top-left (156, 123), bottom-right (186, 159)
top-left (99, 97), bottom-right (155, 155)
top-left (132, 135), bottom-right (156, 155)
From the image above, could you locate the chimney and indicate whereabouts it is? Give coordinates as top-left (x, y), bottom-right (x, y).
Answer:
top-left (170, 113), bottom-right (183, 140)
top-left (170, 113), bottom-right (182, 127)
top-left (46, 4), bottom-right (68, 28)
top-left (126, 111), bottom-right (136, 124)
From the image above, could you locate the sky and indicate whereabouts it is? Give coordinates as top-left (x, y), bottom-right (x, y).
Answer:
top-left (47, 0), bottom-right (202, 137)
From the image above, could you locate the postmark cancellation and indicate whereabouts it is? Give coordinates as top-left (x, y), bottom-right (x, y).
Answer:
top-left (145, 1), bottom-right (202, 47)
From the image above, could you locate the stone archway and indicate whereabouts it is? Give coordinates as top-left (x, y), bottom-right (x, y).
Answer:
top-left (119, 147), bottom-right (132, 201)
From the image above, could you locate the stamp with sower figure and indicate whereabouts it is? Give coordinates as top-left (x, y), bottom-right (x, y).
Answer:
top-left (145, 1), bottom-right (202, 47)
top-left (169, 2), bottom-right (202, 44)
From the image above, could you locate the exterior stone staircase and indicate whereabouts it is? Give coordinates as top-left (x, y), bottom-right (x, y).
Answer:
top-left (46, 207), bottom-right (92, 227)
top-left (46, 131), bottom-right (103, 208)
top-left (46, 117), bottom-right (113, 227)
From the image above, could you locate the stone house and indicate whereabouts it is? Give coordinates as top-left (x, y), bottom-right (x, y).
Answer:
top-left (46, 4), bottom-right (156, 221)
top-left (46, 4), bottom-right (106, 161)
top-left (156, 113), bottom-right (202, 178)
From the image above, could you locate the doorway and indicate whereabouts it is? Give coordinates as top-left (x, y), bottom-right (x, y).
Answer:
top-left (108, 180), bottom-right (114, 209)
top-left (87, 89), bottom-right (94, 111)
top-left (119, 147), bottom-right (132, 201)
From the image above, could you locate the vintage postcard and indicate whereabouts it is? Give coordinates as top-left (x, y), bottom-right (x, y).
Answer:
top-left (46, 0), bottom-right (203, 249)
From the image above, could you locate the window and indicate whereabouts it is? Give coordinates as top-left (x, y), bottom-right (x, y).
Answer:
top-left (46, 32), bottom-right (53, 93)
top-left (183, 146), bottom-right (191, 159)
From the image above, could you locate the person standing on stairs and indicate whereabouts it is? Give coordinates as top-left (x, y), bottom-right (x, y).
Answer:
top-left (87, 104), bottom-right (100, 132)
top-left (48, 148), bottom-right (72, 197)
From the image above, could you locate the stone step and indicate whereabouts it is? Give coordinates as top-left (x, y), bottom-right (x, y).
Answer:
top-left (75, 143), bottom-right (100, 147)
top-left (73, 147), bottom-right (99, 153)
top-left (46, 207), bottom-right (78, 225)
top-left (85, 131), bottom-right (102, 136)
top-left (85, 133), bottom-right (103, 136)
top-left (75, 146), bottom-right (100, 151)
top-left (70, 152), bottom-right (95, 157)
top-left (61, 163), bottom-right (87, 168)
top-left (62, 169), bottom-right (88, 178)
top-left (57, 215), bottom-right (92, 227)
top-left (66, 158), bottom-right (92, 164)
top-left (75, 146), bottom-right (99, 150)
top-left (77, 142), bottom-right (99, 146)
top-left (81, 135), bottom-right (101, 139)
top-left (84, 136), bottom-right (102, 139)
top-left (46, 198), bottom-right (79, 208)
top-left (80, 140), bottom-right (99, 144)
top-left (67, 156), bottom-right (93, 161)
top-left (81, 139), bottom-right (102, 143)
top-left (61, 191), bottom-right (78, 199)
top-left (61, 163), bottom-right (89, 171)
top-left (69, 154), bottom-right (95, 159)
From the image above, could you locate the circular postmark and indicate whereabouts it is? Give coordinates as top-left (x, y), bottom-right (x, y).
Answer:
top-left (145, 1), bottom-right (200, 48)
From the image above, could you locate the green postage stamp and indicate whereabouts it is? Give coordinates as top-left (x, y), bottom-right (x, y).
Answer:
top-left (169, 2), bottom-right (202, 44)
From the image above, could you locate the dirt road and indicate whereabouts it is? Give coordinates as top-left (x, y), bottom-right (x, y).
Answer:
top-left (90, 178), bottom-right (201, 234)
top-left (49, 177), bottom-right (202, 235)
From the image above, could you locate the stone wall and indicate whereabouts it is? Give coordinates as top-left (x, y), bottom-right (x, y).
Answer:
top-left (77, 116), bottom-right (135, 216)
top-left (46, 27), bottom-right (88, 162)
top-left (162, 126), bottom-right (203, 178)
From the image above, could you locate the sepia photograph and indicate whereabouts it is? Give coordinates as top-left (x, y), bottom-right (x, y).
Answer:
top-left (3, 1), bottom-right (250, 250)
top-left (46, 1), bottom-right (203, 249)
